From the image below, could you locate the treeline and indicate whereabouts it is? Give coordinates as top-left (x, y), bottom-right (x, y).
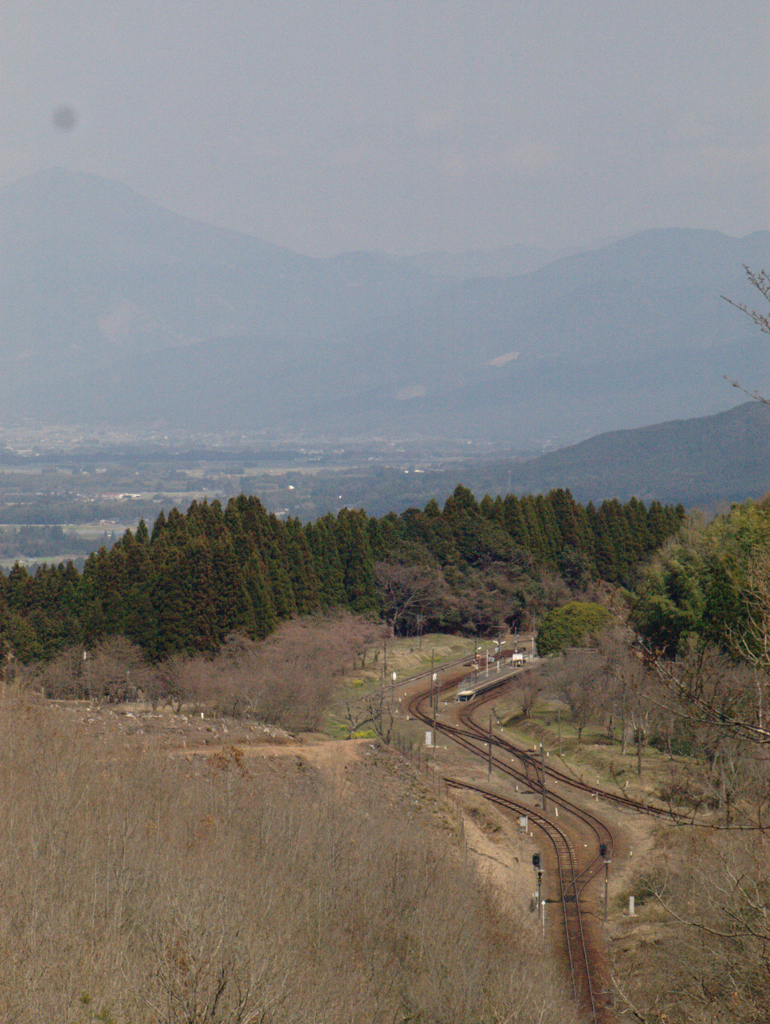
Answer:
top-left (631, 496), bottom-right (770, 656)
top-left (0, 486), bottom-right (684, 663)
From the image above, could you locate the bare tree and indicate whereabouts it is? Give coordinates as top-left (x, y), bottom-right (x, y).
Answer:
top-left (147, 651), bottom-right (191, 712)
top-left (723, 265), bottom-right (770, 405)
top-left (514, 668), bottom-right (541, 719)
top-left (374, 561), bottom-right (443, 636)
top-left (167, 613), bottom-right (394, 732)
top-left (35, 645), bottom-right (88, 700)
top-left (543, 649), bottom-right (605, 745)
top-left (613, 828), bottom-right (770, 1023)
top-left (86, 636), bottom-right (147, 702)
top-left (598, 631), bottom-right (653, 769)
top-left (651, 641), bottom-right (770, 750)
top-left (346, 680), bottom-right (397, 742)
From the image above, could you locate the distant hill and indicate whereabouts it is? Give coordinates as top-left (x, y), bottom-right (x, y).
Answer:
top-left (295, 402), bottom-right (770, 518)
top-left (487, 400), bottom-right (770, 509)
top-left (443, 401), bottom-right (770, 512)
top-left (316, 227), bottom-right (770, 444)
top-left (399, 242), bottom-right (556, 279)
top-left (2, 168), bottom-right (770, 448)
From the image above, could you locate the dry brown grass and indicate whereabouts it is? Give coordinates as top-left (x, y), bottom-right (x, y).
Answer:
top-left (0, 698), bottom-right (576, 1024)
top-left (608, 823), bottom-right (770, 1023)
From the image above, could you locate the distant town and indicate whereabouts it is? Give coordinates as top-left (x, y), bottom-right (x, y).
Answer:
top-left (0, 424), bottom-right (530, 566)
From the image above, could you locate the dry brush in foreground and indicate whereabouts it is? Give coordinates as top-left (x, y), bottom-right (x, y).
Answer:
top-left (0, 699), bottom-right (576, 1024)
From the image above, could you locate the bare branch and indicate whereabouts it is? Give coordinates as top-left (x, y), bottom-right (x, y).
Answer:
top-left (723, 375), bottom-right (770, 406)
top-left (722, 265), bottom-right (770, 404)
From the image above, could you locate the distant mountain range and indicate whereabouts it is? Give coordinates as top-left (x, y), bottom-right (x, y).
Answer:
top-left (399, 242), bottom-right (558, 279)
top-left (1, 167), bottom-right (769, 450)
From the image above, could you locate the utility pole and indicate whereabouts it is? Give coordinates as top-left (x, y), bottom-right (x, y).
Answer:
top-left (432, 671), bottom-right (438, 736)
top-left (540, 742), bottom-right (547, 811)
top-left (488, 714), bottom-right (493, 782)
top-left (431, 650), bottom-right (436, 715)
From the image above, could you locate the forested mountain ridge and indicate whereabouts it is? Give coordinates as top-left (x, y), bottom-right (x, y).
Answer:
top-left (462, 400), bottom-right (770, 510)
top-left (274, 401), bottom-right (770, 520)
top-left (0, 487), bottom-right (684, 664)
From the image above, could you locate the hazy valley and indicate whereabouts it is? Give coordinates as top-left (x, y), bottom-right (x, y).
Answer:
top-left (2, 168), bottom-right (769, 450)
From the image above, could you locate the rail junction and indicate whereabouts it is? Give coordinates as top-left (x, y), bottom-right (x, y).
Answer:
top-left (396, 647), bottom-right (684, 1024)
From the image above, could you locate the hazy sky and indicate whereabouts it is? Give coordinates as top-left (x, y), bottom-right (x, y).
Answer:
top-left (2, 1), bottom-right (769, 256)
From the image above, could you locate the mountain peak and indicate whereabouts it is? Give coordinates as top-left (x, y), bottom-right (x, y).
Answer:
top-left (0, 165), bottom-right (295, 266)
top-left (2, 165), bottom-right (153, 216)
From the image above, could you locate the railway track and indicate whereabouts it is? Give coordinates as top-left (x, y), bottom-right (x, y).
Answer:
top-left (397, 648), bottom-right (702, 1020)
top-left (444, 776), bottom-right (604, 1018)
top-left (406, 665), bottom-right (616, 1023)
top-left (428, 661), bottom-right (686, 822)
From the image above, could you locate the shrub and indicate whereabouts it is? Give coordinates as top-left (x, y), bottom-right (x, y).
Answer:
top-left (536, 601), bottom-right (612, 656)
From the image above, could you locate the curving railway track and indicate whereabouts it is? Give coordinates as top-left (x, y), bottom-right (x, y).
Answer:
top-left (419, 657), bottom-right (686, 821)
top-left (397, 649), bottom-right (698, 1021)
top-left (405, 659), bottom-right (620, 1023)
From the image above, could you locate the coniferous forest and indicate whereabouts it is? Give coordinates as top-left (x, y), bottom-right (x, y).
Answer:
top-left (0, 485), bottom-right (684, 665)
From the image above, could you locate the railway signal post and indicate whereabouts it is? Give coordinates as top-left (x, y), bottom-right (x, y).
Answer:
top-left (532, 853), bottom-right (543, 923)
top-left (600, 843), bottom-right (611, 921)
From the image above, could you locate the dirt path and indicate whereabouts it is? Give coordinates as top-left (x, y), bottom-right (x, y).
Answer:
top-left (178, 736), bottom-right (373, 777)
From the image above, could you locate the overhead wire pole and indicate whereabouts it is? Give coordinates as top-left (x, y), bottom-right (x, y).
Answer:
top-left (429, 651), bottom-right (438, 757)
top-left (431, 649), bottom-right (437, 717)
top-left (488, 714), bottom-right (492, 782)
top-left (540, 742), bottom-right (547, 811)
top-left (432, 668), bottom-right (438, 742)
